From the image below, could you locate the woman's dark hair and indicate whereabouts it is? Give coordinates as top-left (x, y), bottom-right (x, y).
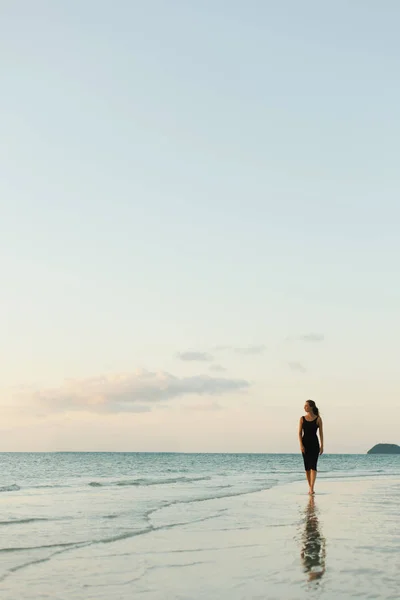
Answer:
top-left (307, 400), bottom-right (320, 417)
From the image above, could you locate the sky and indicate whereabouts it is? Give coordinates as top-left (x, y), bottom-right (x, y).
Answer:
top-left (1, 1), bottom-right (400, 453)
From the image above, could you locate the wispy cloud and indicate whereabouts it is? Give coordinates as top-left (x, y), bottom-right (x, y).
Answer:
top-left (182, 401), bottom-right (222, 412)
top-left (234, 345), bottom-right (266, 355)
top-left (209, 364), bottom-right (227, 373)
top-left (25, 370), bottom-right (250, 415)
top-left (287, 334), bottom-right (324, 342)
top-left (177, 351), bottom-right (214, 362)
top-left (288, 361), bottom-right (307, 373)
top-left (213, 345), bottom-right (266, 355)
top-left (299, 334), bottom-right (324, 342)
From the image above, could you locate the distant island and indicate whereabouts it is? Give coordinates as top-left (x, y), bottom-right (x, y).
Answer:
top-left (367, 444), bottom-right (400, 455)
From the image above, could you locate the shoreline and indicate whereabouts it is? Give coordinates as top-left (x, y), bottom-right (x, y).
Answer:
top-left (0, 450), bottom-right (387, 454)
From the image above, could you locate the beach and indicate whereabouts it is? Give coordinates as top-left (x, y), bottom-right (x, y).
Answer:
top-left (0, 454), bottom-right (399, 599)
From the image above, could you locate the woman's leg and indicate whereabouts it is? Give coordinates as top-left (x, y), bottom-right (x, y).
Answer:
top-left (309, 469), bottom-right (317, 494)
top-left (305, 469), bottom-right (312, 492)
top-left (303, 451), bottom-right (312, 492)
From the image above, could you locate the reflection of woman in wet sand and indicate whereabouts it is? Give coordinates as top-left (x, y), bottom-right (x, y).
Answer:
top-left (301, 495), bottom-right (326, 582)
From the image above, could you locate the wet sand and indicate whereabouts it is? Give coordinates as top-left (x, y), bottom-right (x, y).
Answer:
top-left (2, 476), bottom-right (399, 599)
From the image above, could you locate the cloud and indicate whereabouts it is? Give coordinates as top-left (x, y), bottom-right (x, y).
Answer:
top-left (298, 334), bottom-right (324, 342)
top-left (177, 351), bottom-right (214, 362)
top-left (214, 345), bottom-right (266, 355)
top-left (26, 370), bottom-right (250, 415)
top-left (182, 401), bottom-right (222, 412)
top-left (234, 345), bottom-right (266, 355)
top-left (288, 334), bottom-right (324, 342)
top-left (209, 364), bottom-right (227, 373)
top-left (288, 362), bottom-right (307, 373)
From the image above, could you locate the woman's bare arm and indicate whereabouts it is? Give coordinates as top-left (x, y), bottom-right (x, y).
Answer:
top-left (298, 418), bottom-right (305, 452)
top-left (318, 417), bottom-right (324, 454)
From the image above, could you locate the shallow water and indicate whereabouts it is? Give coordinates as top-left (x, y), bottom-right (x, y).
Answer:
top-left (0, 452), bottom-right (399, 598)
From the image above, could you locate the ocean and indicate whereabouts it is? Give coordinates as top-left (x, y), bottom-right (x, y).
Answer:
top-left (1, 452), bottom-right (399, 599)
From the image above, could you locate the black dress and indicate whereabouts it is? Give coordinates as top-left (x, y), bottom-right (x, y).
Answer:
top-left (301, 416), bottom-right (320, 471)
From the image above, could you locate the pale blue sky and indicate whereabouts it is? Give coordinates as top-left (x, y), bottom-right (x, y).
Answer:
top-left (1, 1), bottom-right (399, 452)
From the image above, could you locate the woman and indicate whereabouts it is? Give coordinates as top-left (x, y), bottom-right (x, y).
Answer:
top-left (299, 400), bottom-right (324, 495)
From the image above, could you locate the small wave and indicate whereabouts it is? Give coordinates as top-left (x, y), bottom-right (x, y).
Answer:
top-left (88, 476), bottom-right (211, 488)
top-left (320, 472), bottom-right (394, 480)
top-left (32, 484), bottom-right (67, 489)
top-left (0, 540), bottom-right (81, 554)
top-left (0, 484), bottom-right (20, 493)
top-left (98, 526), bottom-right (153, 544)
top-left (0, 518), bottom-right (50, 526)
top-left (117, 476), bottom-right (211, 487)
top-left (115, 480), bottom-right (141, 487)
